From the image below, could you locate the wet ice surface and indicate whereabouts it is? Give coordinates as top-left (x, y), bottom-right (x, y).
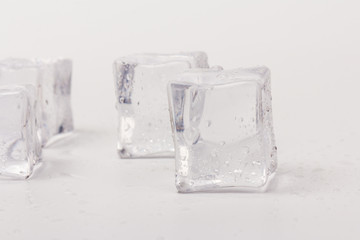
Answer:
top-left (113, 52), bottom-right (209, 158)
top-left (169, 67), bottom-right (277, 192)
top-left (0, 58), bottom-right (73, 146)
top-left (0, 86), bottom-right (39, 179)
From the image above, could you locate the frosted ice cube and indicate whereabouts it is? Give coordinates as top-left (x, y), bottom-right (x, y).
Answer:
top-left (0, 85), bottom-right (41, 179)
top-left (168, 67), bottom-right (277, 192)
top-left (0, 58), bottom-right (73, 146)
top-left (113, 52), bottom-right (209, 158)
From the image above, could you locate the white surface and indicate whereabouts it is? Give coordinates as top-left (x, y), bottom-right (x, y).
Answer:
top-left (0, 0), bottom-right (360, 239)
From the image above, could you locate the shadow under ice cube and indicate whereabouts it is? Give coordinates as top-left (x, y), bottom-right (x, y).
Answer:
top-left (113, 52), bottom-right (209, 158)
top-left (0, 86), bottom-right (40, 179)
top-left (168, 67), bottom-right (277, 192)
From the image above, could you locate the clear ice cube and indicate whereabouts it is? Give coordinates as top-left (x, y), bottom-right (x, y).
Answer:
top-left (0, 85), bottom-right (41, 179)
top-left (168, 67), bottom-right (277, 192)
top-left (113, 52), bottom-right (209, 158)
top-left (0, 58), bottom-right (73, 146)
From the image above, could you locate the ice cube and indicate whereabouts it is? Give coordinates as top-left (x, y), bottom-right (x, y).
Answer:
top-left (113, 52), bottom-right (209, 158)
top-left (168, 67), bottom-right (277, 192)
top-left (0, 85), bottom-right (41, 179)
top-left (0, 58), bottom-right (73, 146)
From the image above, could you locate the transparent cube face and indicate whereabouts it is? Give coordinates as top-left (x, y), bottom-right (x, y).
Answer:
top-left (40, 59), bottom-right (73, 145)
top-left (113, 52), bottom-right (209, 158)
top-left (0, 86), bottom-right (39, 179)
top-left (168, 67), bottom-right (277, 192)
top-left (0, 59), bottom-right (73, 146)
